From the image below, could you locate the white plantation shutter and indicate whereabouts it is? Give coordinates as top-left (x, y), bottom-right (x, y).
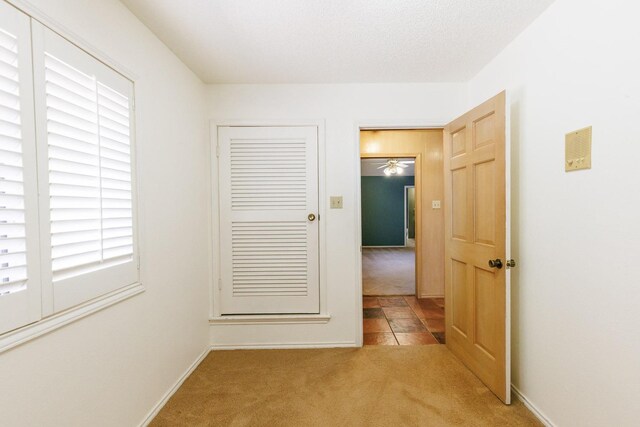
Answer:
top-left (0, 31), bottom-right (27, 292)
top-left (45, 53), bottom-right (102, 276)
top-left (32, 22), bottom-right (137, 314)
top-left (219, 126), bottom-right (319, 314)
top-left (0, 3), bottom-right (41, 334)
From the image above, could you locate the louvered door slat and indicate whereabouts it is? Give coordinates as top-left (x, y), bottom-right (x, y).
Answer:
top-left (219, 126), bottom-right (319, 314)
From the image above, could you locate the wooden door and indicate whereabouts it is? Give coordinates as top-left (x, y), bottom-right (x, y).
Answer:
top-left (218, 126), bottom-right (319, 314)
top-left (443, 92), bottom-right (510, 403)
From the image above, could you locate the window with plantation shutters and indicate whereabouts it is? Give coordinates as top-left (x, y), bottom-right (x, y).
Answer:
top-left (44, 55), bottom-right (133, 278)
top-left (32, 21), bottom-right (138, 314)
top-left (0, 4), bottom-right (139, 340)
top-left (0, 1), bottom-right (41, 335)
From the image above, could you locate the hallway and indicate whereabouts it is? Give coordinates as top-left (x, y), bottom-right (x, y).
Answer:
top-left (362, 247), bottom-right (415, 296)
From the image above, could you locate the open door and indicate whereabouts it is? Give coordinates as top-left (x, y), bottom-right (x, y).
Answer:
top-left (443, 92), bottom-right (511, 403)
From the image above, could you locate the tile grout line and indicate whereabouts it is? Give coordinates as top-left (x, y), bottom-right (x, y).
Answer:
top-left (381, 297), bottom-right (400, 345)
top-left (404, 296), bottom-right (437, 342)
top-left (405, 296), bottom-right (440, 343)
top-left (364, 295), bottom-right (445, 346)
top-left (379, 297), bottom-right (400, 345)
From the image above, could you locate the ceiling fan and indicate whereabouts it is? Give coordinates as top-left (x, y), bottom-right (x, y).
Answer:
top-left (374, 158), bottom-right (414, 176)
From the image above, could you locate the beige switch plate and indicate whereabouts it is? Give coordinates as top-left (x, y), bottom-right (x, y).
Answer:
top-left (565, 126), bottom-right (592, 172)
top-left (330, 196), bottom-right (343, 209)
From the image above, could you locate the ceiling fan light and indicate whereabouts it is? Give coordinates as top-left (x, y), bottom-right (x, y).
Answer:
top-left (384, 167), bottom-right (391, 176)
top-left (397, 167), bottom-right (403, 174)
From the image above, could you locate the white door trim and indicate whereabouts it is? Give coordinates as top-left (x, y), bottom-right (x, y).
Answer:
top-left (403, 185), bottom-right (415, 247)
top-left (354, 121), bottom-right (445, 346)
top-left (209, 120), bottom-right (327, 319)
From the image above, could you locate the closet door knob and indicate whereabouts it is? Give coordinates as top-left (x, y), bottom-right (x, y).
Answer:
top-left (308, 213), bottom-right (316, 222)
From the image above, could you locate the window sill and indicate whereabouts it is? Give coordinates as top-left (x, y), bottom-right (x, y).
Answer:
top-left (209, 314), bottom-right (331, 325)
top-left (0, 282), bottom-right (144, 354)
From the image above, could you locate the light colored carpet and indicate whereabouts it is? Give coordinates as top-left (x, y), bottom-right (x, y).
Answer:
top-left (151, 346), bottom-right (540, 427)
top-left (363, 247), bottom-right (415, 296)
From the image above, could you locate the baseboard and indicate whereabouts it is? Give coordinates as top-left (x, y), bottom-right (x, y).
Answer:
top-left (211, 341), bottom-right (357, 350)
top-left (419, 294), bottom-right (444, 299)
top-left (512, 385), bottom-right (555, 427)
top-left (139, 347), bottom-right (210, 426)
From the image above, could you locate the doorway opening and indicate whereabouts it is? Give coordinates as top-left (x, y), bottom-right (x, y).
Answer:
top-left (405, 185), bottom-right (416, 248)
top-left (361, 157), bottom-right (416, 296)
top-left (359, 129), bottom-right (446, 346)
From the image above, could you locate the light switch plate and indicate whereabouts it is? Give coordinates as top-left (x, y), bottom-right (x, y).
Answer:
top-left (432, 200), bottom-right (441, 209)
top-left (330, 196), bottom-right (343, 209)
top-left (565, 126), bottom-right (592, 171)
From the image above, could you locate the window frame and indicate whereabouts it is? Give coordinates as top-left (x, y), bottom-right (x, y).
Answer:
top-left (0, 0), bottom-right (142, 351)
top-left (32, 20), bottom-right (140, 316)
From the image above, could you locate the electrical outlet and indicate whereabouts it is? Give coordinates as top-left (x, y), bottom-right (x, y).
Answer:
top-left (432, 200), bottom-right (441, 209)
top-left (330, 196), bottom-right (343, 209)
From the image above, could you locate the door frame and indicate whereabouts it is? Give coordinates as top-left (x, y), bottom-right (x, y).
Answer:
top-left (404, 185), bottom-right (415, 246)
top-left (354, 122), bottom-right (444, 346)
top-left (209, 119), bottom-right (328, 320)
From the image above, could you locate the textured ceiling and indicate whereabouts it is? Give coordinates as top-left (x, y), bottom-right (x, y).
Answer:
top-left (120, 0), bottom-right (554, 84)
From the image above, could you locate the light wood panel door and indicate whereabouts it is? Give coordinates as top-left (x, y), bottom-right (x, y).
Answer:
top-left (218, 126), bottom-right (319, 314)
top-left (444, 92), bottom-right (511, 403)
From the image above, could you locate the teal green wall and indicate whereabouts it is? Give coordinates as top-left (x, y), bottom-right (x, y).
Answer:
top-left (361, 176), bottom-right (415, 246)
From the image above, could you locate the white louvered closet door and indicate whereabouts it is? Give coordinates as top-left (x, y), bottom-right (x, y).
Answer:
top-left (32, 22), bottom-right (138, 314)
top-left (219, 126), bottom-right (319, 314)
top-left (0, 2), bottom-right (41, 334)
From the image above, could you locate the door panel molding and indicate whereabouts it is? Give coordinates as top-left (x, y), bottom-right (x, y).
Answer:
top-left (444, 92), bottom-right (510, 403)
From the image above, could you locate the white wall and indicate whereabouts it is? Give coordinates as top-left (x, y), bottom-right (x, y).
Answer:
top-left (467, 0), bottom-right (640, 425)
top-left (207, 83), bottom-right (466, 347)
top-left (0, 1), bottom-right (210, 425)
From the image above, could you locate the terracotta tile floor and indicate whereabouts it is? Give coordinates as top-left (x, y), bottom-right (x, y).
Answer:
top-left (363, 296), bottom-right (446, 346)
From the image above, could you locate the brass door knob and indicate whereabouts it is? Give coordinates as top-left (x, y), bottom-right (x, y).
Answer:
top-left (308, 213), bottom-right (316, 222)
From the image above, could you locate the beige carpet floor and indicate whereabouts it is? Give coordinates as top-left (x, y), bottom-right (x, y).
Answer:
top-left (363, 247), bottom-right (415, 296)
top-left (151, 346), bottom-right (540, 426)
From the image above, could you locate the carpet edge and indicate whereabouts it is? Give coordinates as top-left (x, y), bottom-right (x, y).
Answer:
top-left (138, 347), bottom-right (210, 427)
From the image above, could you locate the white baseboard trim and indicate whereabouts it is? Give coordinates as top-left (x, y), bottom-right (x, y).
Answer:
top-left (211, 341), bottom-right (357, 350)
top-left (512, 385), bottom-right (555, 427)
top-left (139, 348), bottom-right (210, 427)
top-left (210, 314), bottom-right (331, 325)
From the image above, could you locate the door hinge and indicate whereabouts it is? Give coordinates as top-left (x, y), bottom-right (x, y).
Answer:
top-left (218, 278), bottom-right (222, 291)
top-left (136, 255), bottom-right (141, 270)
top-left (216, 143), bottom-right (220, 157)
